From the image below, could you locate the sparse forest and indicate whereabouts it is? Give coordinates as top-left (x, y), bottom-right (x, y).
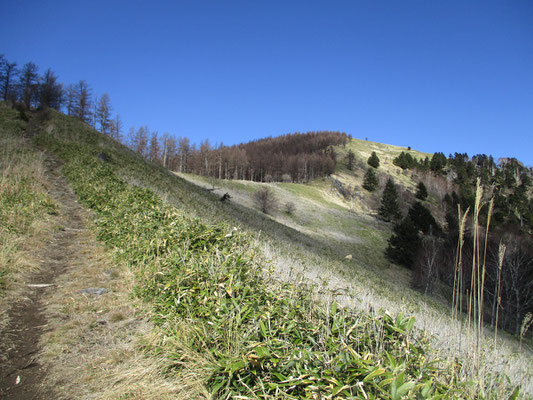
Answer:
top-left (384, 149), bottom-right (533, 337)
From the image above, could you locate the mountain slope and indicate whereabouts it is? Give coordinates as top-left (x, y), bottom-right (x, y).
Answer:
top-left (1, 103), bottom-right (531, 398)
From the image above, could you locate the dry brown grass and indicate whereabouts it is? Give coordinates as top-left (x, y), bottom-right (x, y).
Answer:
top-left (39, 219), bottom-right (195, 399)
top-left (0, 128), bottom-right (196, 398)
top-left (0, 133), bottom-right (54, 332)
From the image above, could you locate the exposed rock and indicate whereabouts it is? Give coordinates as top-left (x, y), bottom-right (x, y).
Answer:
top-left (79, 288), bottom-right (107, 296)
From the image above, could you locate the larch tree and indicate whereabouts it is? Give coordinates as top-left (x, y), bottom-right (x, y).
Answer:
top-left (0, 56), bottom-right (18, 102)
top-left (19, 62), bottom-right (39, 109)
top-left (177, 136), bottom-right (191, 172)
top-left (96, 93), bottom-right (112, 134)
top-left (91, 95), bottom-right (98, 128)
top-left (74, 80), bottom-right (92, 123)
top-left (346, 149), bottom-right (355, 170)
top-left (132, 126), bottom-right (149, 157)
top-left (378, 178), bottom-right (401, 222)
top-left (38, 68), bottom-right (63, 110)
top-left (161, 133), bottom-right (171, 168)
top-left (149, 132), bottom-right (161, 163)
top-left (165, 135), bottom-right (177, 170)
top-left (65, 84), bottom-right (76, 116)
top-left (110, 114), bottom-right (123, 142)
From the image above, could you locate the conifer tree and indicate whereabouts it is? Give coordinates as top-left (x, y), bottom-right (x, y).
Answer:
top-left (415, 181), bottom-right (428, 200)
top-left (368, 151), bottom-right (380, 168)
top-left (96, 93), bottom-right (112, 134)
top-left (0, 56), bottom-right (18, 102)
top-left (386, 217), bottom-right (421, 268)
top-left (430, 152), bottom-right (447, 173)
top-left (362, 168), bottom-right (378, 191)
top-left (19, 62), bottom-right (39, 109)
top-left (73, 80), bottom-right (92, 123)
top-left (393, 152), bottom-right (416, 169)
top-left (110, 114), bottom-right (123, 142)
top-left (408, 201), bottom-right (440, 235)
top-left (346, 149), bottom-right (355, 170)
top-left (38, 68), bottom-right (63, 110)
top-left (379, 178), bottom-right (401, 221)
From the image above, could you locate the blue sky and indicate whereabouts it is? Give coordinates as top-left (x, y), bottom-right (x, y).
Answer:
top-left (2, 1), bottom-right (532, 165)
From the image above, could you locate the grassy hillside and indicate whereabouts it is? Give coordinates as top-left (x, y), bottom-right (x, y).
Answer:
top-left (0, 106), bottom-right (56, 297)
top-left (1, 103), bottom-right (531, 398)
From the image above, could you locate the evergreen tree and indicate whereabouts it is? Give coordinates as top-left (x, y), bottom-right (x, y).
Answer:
top-left (430, 152), bottom-right (447, 173)
top-left (408, 201), bottom-right (441, 235)
top-left (378, 178), bottom-right (401, 221)
top-left (415, 182), bottom-right (428, 200)
top-left (346, 149), bottom-right (355, 170)
top-left (362, 168), bottom-right (378, 191)
top-left (386, 217), bottom-right (421, 268)
top-left (368, 151), bottom-right (380, 168)
top-left (393, 152), bottom-right (416, 169)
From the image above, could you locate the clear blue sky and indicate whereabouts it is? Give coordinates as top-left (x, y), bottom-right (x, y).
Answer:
top-left (2, 1), bottom-right (532, 165)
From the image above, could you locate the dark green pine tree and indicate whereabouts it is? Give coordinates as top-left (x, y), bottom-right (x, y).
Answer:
top-left (367, 151), bottom-right (380, 168)
top-left (430, 152), bottom-right (447, 173)
top-left (386, 217), bottom-right (421, 268)
top-left (408, 201), bottom-right (441, 235)
top-left (346, 149), bottom-right (355, 170)
top-left (379, 178), bottom-right (401, 222)
top-left (362, 168), bottom-right (378, 191)
top-left (415, 181), bottom-right (428, 200)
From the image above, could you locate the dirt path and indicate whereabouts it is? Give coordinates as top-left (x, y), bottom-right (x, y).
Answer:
top-left (0, 155), bottom-right (87, 399)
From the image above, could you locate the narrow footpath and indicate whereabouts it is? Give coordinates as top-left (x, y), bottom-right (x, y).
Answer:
top-left (0, 155), bottom-right (87, 399)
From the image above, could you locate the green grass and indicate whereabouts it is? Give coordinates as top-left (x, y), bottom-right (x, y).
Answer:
top-left (0, 104), bottom-right (56, 293)
top-left (37, 135), bottom-right (481, 399)
top-left (22, 105), bottom-right (528, 398)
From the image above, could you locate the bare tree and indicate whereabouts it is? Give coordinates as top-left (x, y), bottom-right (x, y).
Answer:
top-left (38, 68), bottom-right (63, 110)
top-left (502, 240), bottom-right (533, 335)
top-left (177, 136), bottom-right (191, 172)
top-left (65, 84), bottom-right (76, 116)
top-left (346, 149), bottom-right (355, 170)
top-left (254, 187), bottom-right (278, 214)
top-left (74, 80), bottom-right (92, 123)
top-left (412, 235), bottom-right (443, 295)
top-left (149, 131), bottom-right (160, 163)
top-left (0, 55), bottom-right (18, 102)
top-left (19, 62), bottom-right (39, 109)
top-left (110, 114), bottom-right (123, 142)
top-left (96, 93), bottom-right (112, 134)
top-left (91, 95), bottom-right (98, 128)
top-left (131, 126), bottom-right (149, 157)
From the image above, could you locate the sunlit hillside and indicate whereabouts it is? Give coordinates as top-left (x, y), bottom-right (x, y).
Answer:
top-left (1, 103), bottom-right (531, 398)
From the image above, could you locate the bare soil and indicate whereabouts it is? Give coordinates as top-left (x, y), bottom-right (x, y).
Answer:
top-left (0, 155), bottom-right (86, 399)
